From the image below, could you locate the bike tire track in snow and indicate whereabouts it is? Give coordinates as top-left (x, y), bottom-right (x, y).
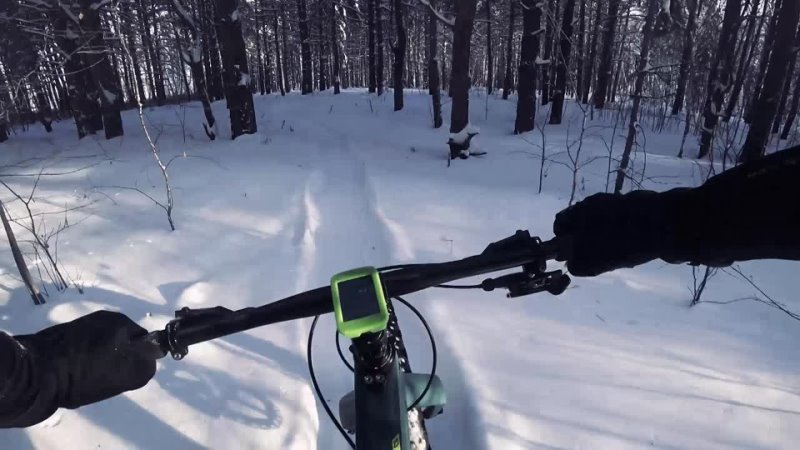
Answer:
top-left (290, 121), bottom-right (493, 450)
top-left (289, 124), bottom-right (406, 449)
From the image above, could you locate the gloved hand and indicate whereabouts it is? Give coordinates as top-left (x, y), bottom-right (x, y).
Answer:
top-left (553, 191), bottom-right (681, 276)
top-left (15, 311), bottom-right (157, 409)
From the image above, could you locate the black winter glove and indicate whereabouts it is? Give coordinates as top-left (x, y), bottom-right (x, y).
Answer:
top-left (553, 190), bottom-right (687, 276)
top-left (15, 311), bottom-right (157, 410)
top-left (553, 146), bottom-right (800, 277)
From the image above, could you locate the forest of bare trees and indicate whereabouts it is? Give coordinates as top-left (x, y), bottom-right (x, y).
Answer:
top-left (2, 0), bottom-right (800, 166)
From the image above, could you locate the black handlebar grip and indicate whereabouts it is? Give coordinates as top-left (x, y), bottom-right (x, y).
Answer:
top-left (125, 330), bottom-right (169, 360)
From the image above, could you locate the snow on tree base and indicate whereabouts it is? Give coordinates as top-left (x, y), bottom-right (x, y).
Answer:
top-left (448, 124), bottom-right (480, 146)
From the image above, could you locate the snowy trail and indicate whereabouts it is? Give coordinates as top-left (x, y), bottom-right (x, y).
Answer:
top-left (3, 91), bottom-right (800, 449)
top-left (290, 119), bottom-right (492, 450)
top-left (290, 122), bottom-right (404, 449)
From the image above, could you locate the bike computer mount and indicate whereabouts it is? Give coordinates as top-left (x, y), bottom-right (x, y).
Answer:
top-left (331, 267), bottom-right (390, 339)
top-left (480, 230), bottom-right (571, 298)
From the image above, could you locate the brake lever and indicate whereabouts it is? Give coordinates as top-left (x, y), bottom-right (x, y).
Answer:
top-left (480, 270), bottom-right (570, 298)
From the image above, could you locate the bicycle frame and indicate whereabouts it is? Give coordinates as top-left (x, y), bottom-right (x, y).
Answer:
top-left (351, 355), bottom-right (410, 449)
top-left (337, 302), bottom-right (445, 450)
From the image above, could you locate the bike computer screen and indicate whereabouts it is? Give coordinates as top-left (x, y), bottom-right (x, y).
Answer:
top-left (338, 277), bottom-right (381, 321)
top-left (331, 267), bottom-right (389, 338)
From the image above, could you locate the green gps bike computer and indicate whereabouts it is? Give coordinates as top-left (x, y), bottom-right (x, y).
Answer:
top-left (331, 267), bottom-right (389, 338)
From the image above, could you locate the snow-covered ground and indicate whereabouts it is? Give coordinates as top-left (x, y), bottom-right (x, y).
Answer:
top-left (2, 90), bottom-right (798, 450)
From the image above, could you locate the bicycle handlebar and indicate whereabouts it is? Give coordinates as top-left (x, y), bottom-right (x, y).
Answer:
top-left (136, 230), bottom-right (566, 361)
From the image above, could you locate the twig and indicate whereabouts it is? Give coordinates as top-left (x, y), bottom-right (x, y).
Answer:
top-left (724, 265), bottom-right (800, 321)
top-left (116, 7), bottom-right (175, 231)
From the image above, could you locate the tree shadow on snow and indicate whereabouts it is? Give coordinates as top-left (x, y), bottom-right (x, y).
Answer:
top-left (4, 429), bottom-right (35, 450)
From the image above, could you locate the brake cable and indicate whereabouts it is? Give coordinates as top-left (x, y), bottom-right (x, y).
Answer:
top-left (307, 315), bottom-right (356, 449)
top-left (310, 295), bottom-right (440, 446)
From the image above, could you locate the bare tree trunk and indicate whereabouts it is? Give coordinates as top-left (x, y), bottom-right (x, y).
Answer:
top-left (255, 0), bottom-right (266, 95)
top-left (609, 7), bottom-right (631, 104)
top-left (317, 0), bottom-right (328, 91)
top-left (48, 4), bottom-right (101, 138)
top-left (723, 0), bottom-right (762, 120)
top-left (332, 1), bottom-right (341, 94)
top-left (502, 0), bottom-right (516, 100)
top-left (781, 73), bottom-right (800, 139)
top-left (450, 0), bottom-right (479, 134)
top-left (0, 200), bottom-right (45, 305)
top-left (139, 0), bottom-right (166, 105)
top-left (614, 0), bottom-right (658, 193)
top-left (772, 25), bottom-right (800, 134)
top-left (369, 0), bottom-right (377, 92)
top-left (594, 0), bottom-right (621, 109)
top-left (0, 106), bottom-right (7, 143)
top-left (123, 2), bottom-right (147, 104)
top-left (485, 0), bottom-right (494, 94)
top-left (171, 0), bottom-right (217, 140)
top-left (582, 0), bottom-right (602, 104)
top-left (297, 0), bottom-right (313, 94)
top-left (263, 12), bottom-right (273, 94)
top-left (549, 0), bottom-right (576, 124)
top-left (201, 0), bottom-right (225, 100)
top-left (392, 0), bottom-right (406, 110)
top-left (697, 0), bottom-right (741, 159)
top-left (215, 0), bottom-right (258, 137)
top-left (741, 0), bottom-right (800, 162)
top-left (281, 2), bottom-right (292, 93)
top-left (80, 0), bottom-right (124, 139)
top-left (541, 0), bottom-right (556, 105)
top-left (745, 0), bottom-right (782, 123)
top-left (427, 0), bottom-right (443, 128)
top-left (174, 30), bottom-right (194, 101)
top-left (32, 77), bottom-right (53, 133)
top-left (514, 0), bottom-right (542, 134)
top-left (273, 6), bottom-right (286, 96)
top-left (576, 0), bottom-right (586, 102)
top-left (377, 0), bottom-right (385, 95)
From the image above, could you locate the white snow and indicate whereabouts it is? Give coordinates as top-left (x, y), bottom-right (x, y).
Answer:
top-left (100, 87), bottom-right (117, 104)
top-left (238, 73), bottom-right (251, 87)
top-left (535, 57), bottom-right (551, 65)
top-left (448, 123), bottom-right (479, 145)
top-left (1, 91), bottom-right (799, 450)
